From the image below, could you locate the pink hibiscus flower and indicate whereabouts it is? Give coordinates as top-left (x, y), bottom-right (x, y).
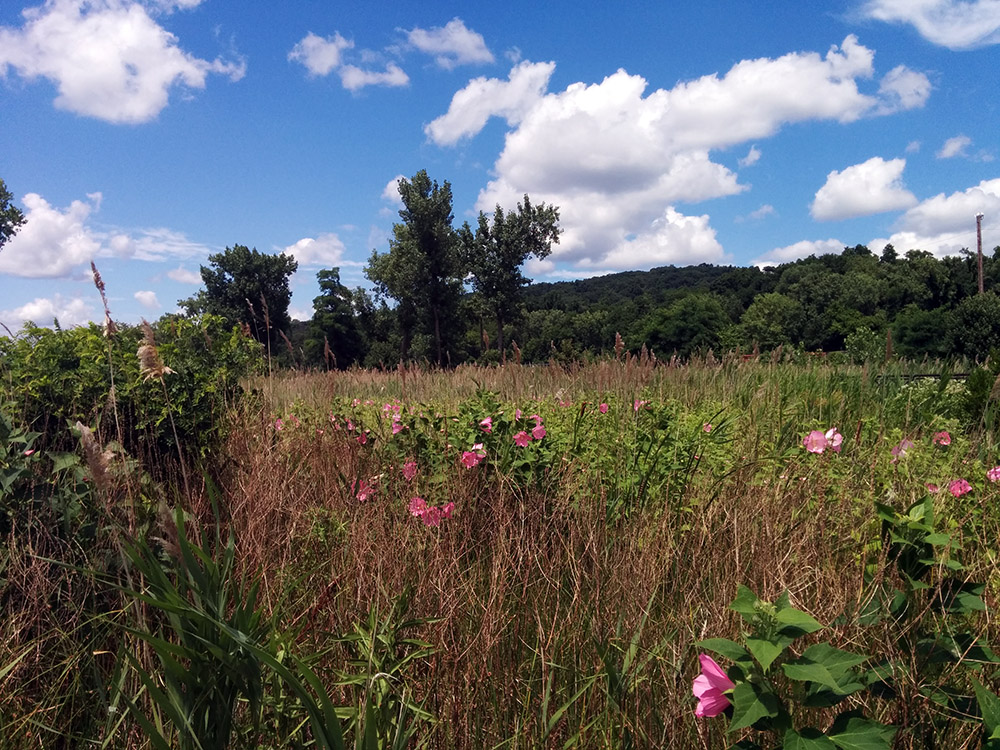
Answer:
top-left (531, 424), bottom-right (546, 441)
top-left (401, 461), bottom-right (418, 482)
top-left (891, 439), bottom-right (914, 462)
top-left (933, 431), bottom-right (951, 446)
top-left (514, 431), bottom-right (532, 447)
top-left (352, 479), bottom-right (375, 502)
top-left (599, 403), bottom-right (609, 414)
top-left (421, 506), bottom-right (443, 527)
top-left (702, 423), bottom-right (712, 433)
top-left (461, 451), bottom-right (486, 469)
top-left (948, 478), bottom-right (972, 497)
top-left (803, 430), bottom-right (827, 454)
top-left (825, 427), bottom-right (843, 453)
top-left (988, 466), bottom-right (1000, 483)
top-left (479, 416), bottom-right (493, 433)
top-left (692, 654), bottom-right (735, 718)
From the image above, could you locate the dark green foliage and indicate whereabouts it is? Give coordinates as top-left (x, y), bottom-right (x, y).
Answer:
top-left (639, 293), bottom-right (731, 358)
top-left (0, 178), bottom-right (25, 252)
top-left (460, 195), bottom-right (560, 360)
top-left (305, 268), bottom-right (366, 369)
top-left (0, 316), bottom-right (262, 466)
top-left (892, 305), bottom-right (953, 357)
top-left (118, 502), bottom-right (347, 750)
top-left (180, 244), bottom-right (298, 349)
top-left (739, 292), bottom-right (805, 350)
top-left (366, 170), bottom-right (463, 365)
top-left (949, 291), bottom-right (1000, 359)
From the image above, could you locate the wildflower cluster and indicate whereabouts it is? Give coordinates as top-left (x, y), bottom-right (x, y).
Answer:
top-left (408, 497), bottom-right (455, 527)
top-left (802, 427), bottom-right (842, 454)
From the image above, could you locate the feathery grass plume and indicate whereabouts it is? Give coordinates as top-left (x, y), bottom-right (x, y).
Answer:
top-left (151, 502), bottom-right (181, 561)
top-left (138, 319), bottom-right (190, 498)
top-left (137, 320), bottom-right (175, 381)
top-left (614, 331), bottom-right (624, 361)
top-left (512, 339), bottom-right (522, 365)
top-left (74, 420), bottom-right (111, 492)
top-left (90, 260), bottom-right (118, 338)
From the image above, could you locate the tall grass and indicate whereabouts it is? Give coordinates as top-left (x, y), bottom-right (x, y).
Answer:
top-left (2, 354), bottom-right (996, 748)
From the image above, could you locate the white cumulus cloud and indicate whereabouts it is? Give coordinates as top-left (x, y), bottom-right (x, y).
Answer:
top-left (862, 0), bottom-right (1000, 49)
top-left (753, 239), bottom-right (846, 267)
top-left (338, 62), bottom-right (408, 92)
top-left (167, 265), bottom-right (202, 284)
top-left (811, 156), bottom-right (918, 220)
top-left (876, 64), bottom-right (932, 113)
top-left (937, 134), bottom-right (972, 159)
top-left (739, 146), bottom-right (761, 167)
top-left (0, 191), bottom-right (102, 277)
top-left (134, 290), bottom-right (160, 309)
top-left (425, 61), bottom-right (555, 146)
top-left (0, 0), bottom-right (245, 124)
top-left (288, 32), bottom-right (353, 76)
top-left (405, 18), bottom-right (493, 69)
top-left (869, 178), bottom-right (1000, 256)
top-left (282, 233), bottom-right (347, 266)
top-left (599, 208), bottom-right (728, 270)
top-left (1, 293), bottom-right (95, 328)
top-left (432, 37), bottom-right (921, 272)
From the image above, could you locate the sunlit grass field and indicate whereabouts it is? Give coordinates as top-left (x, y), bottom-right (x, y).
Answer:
top-left (2, 353), bottom-right (999, 748)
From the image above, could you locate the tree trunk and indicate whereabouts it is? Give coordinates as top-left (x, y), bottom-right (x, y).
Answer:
top-left (496, 313), bottom-right (506, 364)
top-left (433, 306), bottom-right (443, 367)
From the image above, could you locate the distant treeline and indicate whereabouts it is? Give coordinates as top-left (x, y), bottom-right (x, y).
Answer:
top-left (284, 242), bottom-right (1000, 367)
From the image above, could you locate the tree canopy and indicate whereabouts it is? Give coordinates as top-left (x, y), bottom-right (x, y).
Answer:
top-left (180, 244), bottom-right (298, 348)
top-left (460, 195), bottom-right (560, 360)
top-left (365, 170), bottom-right (464, 366)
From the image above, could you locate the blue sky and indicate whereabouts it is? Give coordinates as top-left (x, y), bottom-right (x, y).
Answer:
top-left (1, 0), bottom-right (999, 328)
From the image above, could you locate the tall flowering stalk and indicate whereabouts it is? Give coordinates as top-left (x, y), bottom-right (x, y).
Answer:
top-left (138, 320), bottom-right (189, 497)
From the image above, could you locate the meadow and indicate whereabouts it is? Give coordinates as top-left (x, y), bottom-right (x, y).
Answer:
top-left (1, 328), bottom-right (999, 749)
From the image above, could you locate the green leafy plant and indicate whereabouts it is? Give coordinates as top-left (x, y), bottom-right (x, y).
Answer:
top-left (332, 588), bottom-right (437, 749)
top-left (115, 498), bottom-right (347, 750)
top-left (861, 495), bottom-right (1000, 743)
top-left (698, 585), bottom-right (896, 749)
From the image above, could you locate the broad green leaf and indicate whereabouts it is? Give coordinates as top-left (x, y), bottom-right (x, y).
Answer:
top-left (745, 637), bottom-right (785, 672)
top-left (698, 638), bottom-right (752, 664)
top-left (973, 679), bottom-right (1000, 742)
top-left (783, 644), bottom-right (867, 694)
top-left (784, 728), bottom-right (837, 749)
top-left (775, 606), bottom-right (824, 636)
top-left (728, 681), bottom-right (779, 733)
top-left (730, 585), bottom-right (760, 622)
top-left (828, 716), bottom-right (897, 750)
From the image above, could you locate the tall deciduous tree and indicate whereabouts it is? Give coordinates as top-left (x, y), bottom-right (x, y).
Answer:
top-left (459, 195), bottom-right (560, 360)
top-left (0, 178), bottom-right (26, 252)
top-left (180, 244), bottom-right (298, 347)
top-left (307, 268), bottom-right (364, 368)
top-left (365, 170), bottom-right (462, 365)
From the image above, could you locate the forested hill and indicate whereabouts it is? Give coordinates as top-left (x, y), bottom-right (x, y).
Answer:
top-left (239, 243), bottom-right (1000, 369)
top-left (523, 264), bottom-right (738, 310)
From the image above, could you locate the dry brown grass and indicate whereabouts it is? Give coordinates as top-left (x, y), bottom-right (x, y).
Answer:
top-left (211, 359), bottom-right (979, 748)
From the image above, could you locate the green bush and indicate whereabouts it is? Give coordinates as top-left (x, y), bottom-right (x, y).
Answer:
top-left (0, 315), bottom-right (262, 468)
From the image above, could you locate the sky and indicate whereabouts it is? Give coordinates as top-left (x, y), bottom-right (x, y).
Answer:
top-left (1, 0), bottom-right (999, 329)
